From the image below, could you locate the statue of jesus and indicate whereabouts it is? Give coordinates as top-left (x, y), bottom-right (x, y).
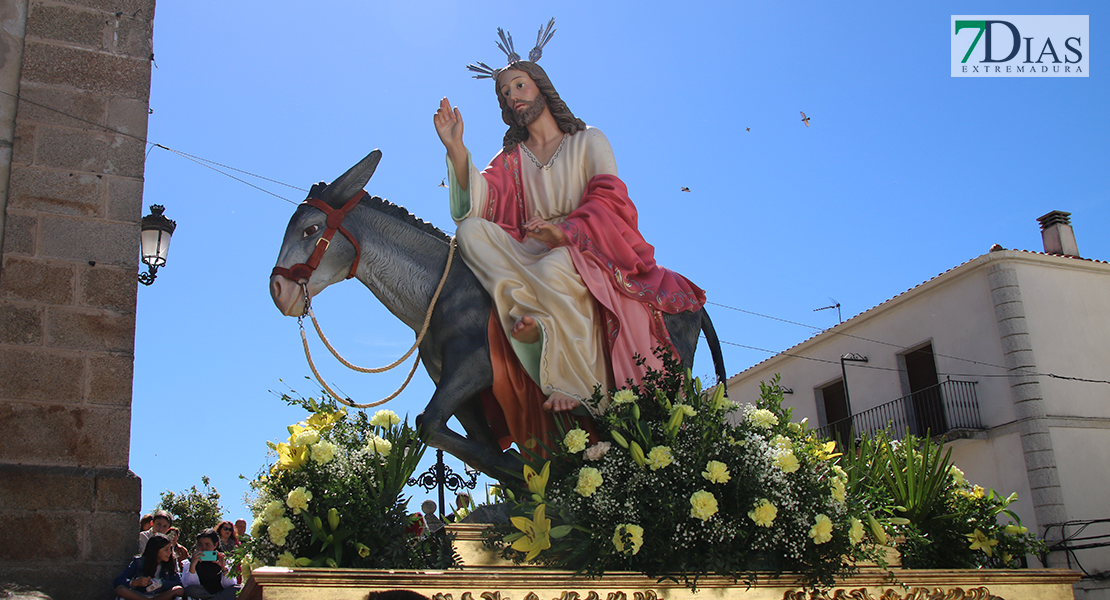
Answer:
top-left (434, 58), bottom-right (705, 422)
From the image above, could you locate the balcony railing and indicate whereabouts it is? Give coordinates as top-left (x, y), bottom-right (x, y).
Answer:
top-left (817, 379), bottom-right (982, 442)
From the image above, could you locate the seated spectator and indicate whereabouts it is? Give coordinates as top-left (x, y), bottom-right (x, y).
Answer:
top-left (165, 527), bottom-right (190, 570)
top-left (182, 528), bottom-right (238, 600)
top-left (140, 514), bottom-right (154, 533)
top-left (139, 510), bottom-right (173, 554)
top-left (234, 519), bottom-right (250, 543)
top-left (215, 520), bottom-right (239, 553)
top-left (113, 533), bottom-right (184, 600)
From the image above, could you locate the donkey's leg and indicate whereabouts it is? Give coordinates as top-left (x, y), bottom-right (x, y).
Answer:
top-left (452, 396), bottom-right (524, 481)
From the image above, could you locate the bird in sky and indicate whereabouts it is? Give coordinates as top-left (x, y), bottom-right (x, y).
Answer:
top-left (746, 127), bottom-right (750, 132)
top-left (438, 178), bottom-right (448, 188)
top-left (680, 187), bottom-right (691, 192)
top-left (800, 111), bottom-right (811, 127)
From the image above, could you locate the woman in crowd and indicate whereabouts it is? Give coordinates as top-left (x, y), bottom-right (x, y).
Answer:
top-left (165, 527), bottom-right (190, 570)
top-left (112, 534), bottom-right (184, 600)
top-left (215, 520), bottom-right (239, 553)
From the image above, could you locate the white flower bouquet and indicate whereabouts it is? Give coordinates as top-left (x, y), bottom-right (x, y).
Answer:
top-left (240, 397), bottom-right (432, 575)
top-left (486, 352), bottom-right (884, 589)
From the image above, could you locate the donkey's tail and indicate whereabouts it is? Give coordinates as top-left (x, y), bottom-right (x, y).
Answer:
top-left (700, 307), bottom-right (728, 393)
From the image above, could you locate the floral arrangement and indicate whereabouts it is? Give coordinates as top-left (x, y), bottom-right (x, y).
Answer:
top-left (486, 352), bottom-right (886, 589)
top-left (239, 395), bottom-right (434, 576)
top-left (840, 432), bottom-right (1044, 569)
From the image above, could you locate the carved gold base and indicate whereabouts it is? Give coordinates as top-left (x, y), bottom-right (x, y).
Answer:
top-left (241, 525), bottom-right (1078, 600)
top-left (240, 566), bottom-right (1080, 600)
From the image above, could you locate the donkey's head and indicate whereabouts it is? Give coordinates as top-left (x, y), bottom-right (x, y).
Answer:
top-left (270, 150), bottom-right (381, 316)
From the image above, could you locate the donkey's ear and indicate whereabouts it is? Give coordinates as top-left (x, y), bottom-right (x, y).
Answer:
top-left (323, 149), bottom-right (382, 205)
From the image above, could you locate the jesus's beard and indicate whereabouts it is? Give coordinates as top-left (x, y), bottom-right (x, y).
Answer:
top-left (512, 94), bottom-right (547, 127)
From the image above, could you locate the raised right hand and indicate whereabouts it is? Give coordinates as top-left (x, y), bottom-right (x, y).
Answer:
top-left (434, 97), bottom-right (464, 154)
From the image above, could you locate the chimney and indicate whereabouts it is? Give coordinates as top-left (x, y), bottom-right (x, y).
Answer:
top-left (1037, 210), bottom-right (1080, 257)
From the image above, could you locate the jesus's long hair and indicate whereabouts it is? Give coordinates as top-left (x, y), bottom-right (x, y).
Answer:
top-left (496, 61), bottom-right (586, 152)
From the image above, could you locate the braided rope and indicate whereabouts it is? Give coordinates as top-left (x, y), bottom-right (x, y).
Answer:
top-left (298, 237), bottom-right (456, 407)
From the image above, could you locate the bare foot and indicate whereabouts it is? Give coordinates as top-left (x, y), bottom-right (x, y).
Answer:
top-left (543, 391), bottom-right (580, 412)
top-left (511, 316), bottom-right (540, 344)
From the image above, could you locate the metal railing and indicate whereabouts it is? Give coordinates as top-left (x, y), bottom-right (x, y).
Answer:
top-left (817, 379), bottom-right (982, 441)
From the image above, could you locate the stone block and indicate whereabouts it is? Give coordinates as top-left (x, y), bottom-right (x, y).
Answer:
top-left (0, 513), bottom-right (81, 560)
top-left (1029, 485), bottom-right (1065, 510)
top-left (94, 468), bottom-right (140, 512)
top-left (26, 3), bottom-right (107, 50)
top-left (986, 263), bottom-right (1020, 288)
top-left (1026, 466), bottom-right (1062, 490)
top-left (0, 303), bottom-right (43, 344)
top-left (87, 352), bottom-right (134, 406)
top-left (0, 258), bottom-right (74, 304)
top-left (0, 347), bottom-right (84, 402)
top-left (112, 14), bottom-right (153, 59)
top-left (0, 562), bottom-right (123, 600)
top-left (79, 266), bottom-right (137, 312)
top-left (1023, 449), bottom-right (1058, 470)
top-left (0, 464), bottom-right (95, 511)
top-left (1, 212), bottom-right (36, 255)
top-left (991, 299), bottom-right (1026, 323)
top-left (90, 509), bottom-right (139, 561)
top-left (107, 96), bottom-right (148, 139)
top-left (22, 41), bottom-right (151, 101)
top-left (107, 176), bottom-right (143, 221)
top-left (0, 402), bottom-right (131, 467)
top-left (16, 85), bottom-right (107, 129)
top-left (61, 0), bottom-right (153, 17)
top-left (11, 122), bottom-right (34, 165)
top-left (46, 307), bottom-right (135, 353)
top-left (1020, 430), bottom-right (1055, 453)
top-left (40, 215), bottom-right (137, 267)
top-left (106, 134), bottom-right (146, 178)
top-left (8, 166), bottom-right (105, 216)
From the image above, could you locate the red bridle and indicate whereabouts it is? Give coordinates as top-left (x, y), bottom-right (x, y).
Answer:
top-left (270, 191), bottom-right (366, 282)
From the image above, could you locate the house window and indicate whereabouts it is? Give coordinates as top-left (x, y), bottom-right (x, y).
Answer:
top-left (819, 379), bottom-right (852, 442)
top-left (902, 344), bottom-right (946, 436)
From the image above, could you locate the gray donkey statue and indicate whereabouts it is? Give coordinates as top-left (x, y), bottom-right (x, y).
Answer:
top-left (270, 150), bottom-right (726, 481)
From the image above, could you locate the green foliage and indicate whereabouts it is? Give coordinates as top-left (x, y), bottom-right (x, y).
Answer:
top-left (837, 431), bottom-right (1045, 569)
top-left (486, 353), bottom-right (881, 590)
top-left (157, 476), bottom-right (225, 545)
top-left (240, 393), bottom-right (439, 573)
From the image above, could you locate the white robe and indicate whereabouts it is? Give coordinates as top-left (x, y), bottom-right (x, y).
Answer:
top-left (448, 127), bottom-right (618, 404)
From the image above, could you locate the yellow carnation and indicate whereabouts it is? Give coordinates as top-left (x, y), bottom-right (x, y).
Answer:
top-left (612, 390), bottom-right (638, 405)
top-left (809, 514), bottom-right (833, 545)
top-left (574, 467), bottom-right (603, 497)
top-left (949, 465), bottom-right (965, 484)
top-left (748, 499), bottom-right (778, 527)
top-left (276, 552), bottom-right (296, 568)
top-left (612, 524), bottom-right (644, 555)
top-left (702, 460), bottom-right (731, 484)
top-left (564, 428), bottom-right (589, 453)
top-left (262, 499), bottom-right (285, 523)
top-left (646, 446), bottom-right (674, 470)
top-left (370, 409), bottom-right (401, 428)
top-left (831, 478), bottom-right (846, 503)
top-left (748, 408), bottom-right (779, 429)
top-left (366, 435), bottom-right (392, 457)
top-left (310, 440), bottom-right (337, 464)
top-left (674, 404), bottom-right (697, 417)
top-left (775, 451), bottom-right (800, 473)
top-left (689, 490), bottom-right (718, 521)
top-left (286, 486), bottom-right (312, 514)
top-left (848, 518), bottom-right (865, 545)
top-left (268, 516), bottom-right (295, 546)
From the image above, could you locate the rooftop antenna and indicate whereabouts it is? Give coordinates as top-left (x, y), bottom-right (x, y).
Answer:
top-left (814, 298), bottom-right (842, 324)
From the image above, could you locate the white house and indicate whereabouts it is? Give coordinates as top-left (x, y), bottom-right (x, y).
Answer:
top-left (726, 211), bottom-right (1109, 599)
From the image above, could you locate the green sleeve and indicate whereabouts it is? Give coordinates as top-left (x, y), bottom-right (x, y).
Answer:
top-left (447, 153), bottom-right (473, 220)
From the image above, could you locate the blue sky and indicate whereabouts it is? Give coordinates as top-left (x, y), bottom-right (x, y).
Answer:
top-left (133, 1), bottom-right (1107, 519)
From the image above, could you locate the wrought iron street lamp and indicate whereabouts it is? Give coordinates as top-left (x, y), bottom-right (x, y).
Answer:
top-left (840, 352), bottom-right (869, 425)
top-left (138, 205), bottom-right (176, 285)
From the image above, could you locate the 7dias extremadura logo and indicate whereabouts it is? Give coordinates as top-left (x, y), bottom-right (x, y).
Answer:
top-left (952, 15), bottom-right (1088, 77)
